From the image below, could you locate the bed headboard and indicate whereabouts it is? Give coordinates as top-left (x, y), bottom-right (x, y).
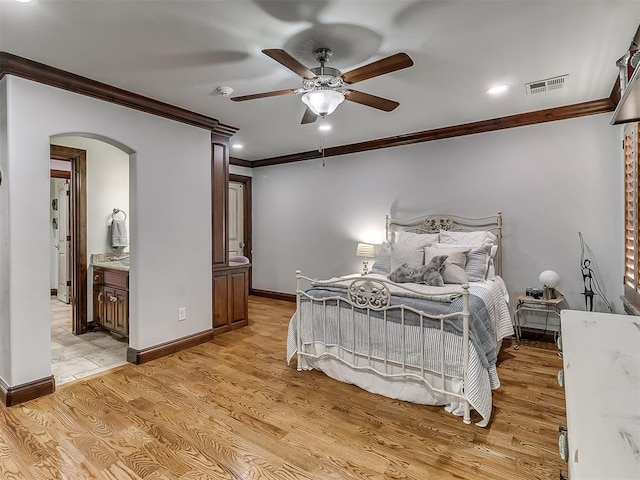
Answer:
top-left (385, 212), bottom-right (503, 276)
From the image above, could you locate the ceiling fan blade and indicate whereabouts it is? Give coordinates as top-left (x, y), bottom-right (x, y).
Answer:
top-left (344, 90), bottom-right (399, 112)
top-left (301, 107), bottom-right (318, 124)
top-left (230, 88), bottom-right (297, 102)
top-left (342, 53), bottom-right (413, 85)
top-left (262, 49), bottom-right (316, 79)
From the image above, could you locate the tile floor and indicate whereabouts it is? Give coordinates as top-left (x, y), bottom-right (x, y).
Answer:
top-left (51, 297), bottom-right (128, 385)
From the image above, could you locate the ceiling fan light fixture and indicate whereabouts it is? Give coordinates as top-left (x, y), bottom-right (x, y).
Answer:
top-left (301, 89), bottom-right (345, 117)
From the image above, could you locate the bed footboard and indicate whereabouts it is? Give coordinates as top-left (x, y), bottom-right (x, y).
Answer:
top-left (294, 270), bottom-right (473, 425)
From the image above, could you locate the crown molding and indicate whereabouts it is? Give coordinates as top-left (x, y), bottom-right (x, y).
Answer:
top-left (0, 51), bottom-right (238, 137)
top-left (249, 98), bottom-right (615, 167)
top-left (230, 157), bottom-right (254, 168)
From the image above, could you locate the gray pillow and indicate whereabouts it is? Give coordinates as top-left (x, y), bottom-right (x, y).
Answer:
top-left (388, 255), bottom-right (448, 286)
top-left (371, 242), bottom-right (392, 275)
top-left (465, 244), bottom-right (492, 281)
top-left (390, 242), bottom-right (424, 271)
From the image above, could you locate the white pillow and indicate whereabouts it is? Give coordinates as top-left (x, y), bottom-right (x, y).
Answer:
top-left (424, 244), bottom-right (470, 284)
top-left (439, 230), bottom-right (497, 247)
top-left (393, 230), bottom-right (440, 245)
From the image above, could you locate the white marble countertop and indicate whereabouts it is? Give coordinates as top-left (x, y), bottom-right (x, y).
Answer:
top-left (561, 310), bottom-right (640, 479)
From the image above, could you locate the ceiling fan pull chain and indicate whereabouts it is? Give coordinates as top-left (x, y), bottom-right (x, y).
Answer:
top-left (319, 134), bottom-right (326, 167)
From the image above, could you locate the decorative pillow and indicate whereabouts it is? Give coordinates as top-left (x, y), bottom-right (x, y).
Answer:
top-left (388, 255), bottom-right (448, 286)
top-left (465, 243), bottom-right (493, 281)
top-left (424, 244), bottom-right (470, 284)
top-left (371, 242), bottom-right (392, 275)
top-left (390, 242), bottom-right (424, 271)
top-left (439, 230), bottom-right (497, 248)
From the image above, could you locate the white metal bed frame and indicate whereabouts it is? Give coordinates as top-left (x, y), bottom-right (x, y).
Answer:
top-left (293, 212), bottom-right (503, 426)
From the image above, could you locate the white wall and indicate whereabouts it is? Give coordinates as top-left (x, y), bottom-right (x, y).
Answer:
top-left (0, 76), bottom-right (212, 387)
top-left (229, 164), bottom-right (253, 177)
top-left (252, 113), bottom-right (624, 326)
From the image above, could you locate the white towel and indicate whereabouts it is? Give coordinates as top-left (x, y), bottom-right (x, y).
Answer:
top-left (111, 219), bottom-right (128, 248)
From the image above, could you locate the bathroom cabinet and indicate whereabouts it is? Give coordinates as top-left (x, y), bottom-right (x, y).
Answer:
top-left (212, 263), bottom-right (249, 334)
top-left (92, 266), bottom-right (129, 337)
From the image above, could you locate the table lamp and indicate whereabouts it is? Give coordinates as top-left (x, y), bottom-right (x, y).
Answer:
top-left (356, 242), bottom-right (375, 275)
top-left (539, 270), bottom-right (560, 299)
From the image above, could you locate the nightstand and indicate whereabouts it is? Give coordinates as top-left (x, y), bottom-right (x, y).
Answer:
top-left (512, 291), bottom-right (565, 347)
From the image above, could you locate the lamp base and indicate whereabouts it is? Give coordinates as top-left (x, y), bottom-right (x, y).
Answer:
top-left (361, 260), bottom-right (369, 276)
top-left (544, 287), bottom-right (556, 300)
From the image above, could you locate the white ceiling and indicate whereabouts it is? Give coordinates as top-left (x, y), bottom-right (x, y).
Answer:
top-left (1, 0), bottom-right (639, 161)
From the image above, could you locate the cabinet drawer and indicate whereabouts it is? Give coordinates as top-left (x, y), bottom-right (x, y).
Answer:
top-left (104, 270), bottom-right (128, 289)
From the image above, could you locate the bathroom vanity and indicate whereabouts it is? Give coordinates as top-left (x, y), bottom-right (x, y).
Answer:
top-left (92, 255), bottom-right (129, 337)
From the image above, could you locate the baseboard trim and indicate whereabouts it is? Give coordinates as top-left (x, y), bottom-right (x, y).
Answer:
top-left (126, 329), bottom-right (214, 364)
top-left (0, 375), bottom-right (56, 406)
top-left (251, 289), bottom-right (296, 303)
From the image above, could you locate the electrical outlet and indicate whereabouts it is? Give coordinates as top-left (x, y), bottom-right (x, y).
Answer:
top-left (178, 307), bottom-right (187, 321)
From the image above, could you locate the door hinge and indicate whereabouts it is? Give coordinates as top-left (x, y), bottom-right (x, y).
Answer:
top-left (66, 280), bottom-right (72, 286)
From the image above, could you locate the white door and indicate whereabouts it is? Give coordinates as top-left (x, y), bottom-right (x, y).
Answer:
top-left (228, 181), bottom-right (244, 257)
top-left (56, 180), bottom-right (71, 304)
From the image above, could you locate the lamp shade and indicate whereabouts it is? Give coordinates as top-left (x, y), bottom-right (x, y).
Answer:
top-left (301, 89), bottom-right (345, 116)
top-left (356, 242), bottom-right (375, 258)
top-left (539, 270), bottom-right (560, 288)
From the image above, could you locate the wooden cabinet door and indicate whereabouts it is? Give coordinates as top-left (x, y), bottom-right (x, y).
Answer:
top-left (103, 286), bottom-right (128, 335)
top-left (93, 285), bottom-right (104, 325)
top-left (212, 273), bottom-right (229, 330)
top-left (102, 286), bottom-right (117, 331)
top-left (229, 271), bottom-right (247, 326)
top-left (112, 289), bottom-right (128, 336)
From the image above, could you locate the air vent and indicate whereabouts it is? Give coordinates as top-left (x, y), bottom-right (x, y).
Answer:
top-left (525, 75), bottom-right (568, 95)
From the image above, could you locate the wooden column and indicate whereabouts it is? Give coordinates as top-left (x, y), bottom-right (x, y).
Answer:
top-left (211, 133), bottom-right (229, 268)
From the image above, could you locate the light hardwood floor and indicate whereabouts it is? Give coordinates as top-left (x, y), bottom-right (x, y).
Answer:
top-left (2, 296), bottom-right (566, 479)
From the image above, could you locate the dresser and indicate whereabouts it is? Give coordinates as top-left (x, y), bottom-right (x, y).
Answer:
top-left (559, 310), bottom-right (640, 479)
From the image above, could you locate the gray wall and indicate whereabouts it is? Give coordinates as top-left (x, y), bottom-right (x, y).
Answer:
top-left (251, 113), bottom-right (624, 325)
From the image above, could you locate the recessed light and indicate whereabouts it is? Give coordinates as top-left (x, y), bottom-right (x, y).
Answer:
top-left (486, 84), bottom-right (510, 96)
top-left (231, 143), bottom-right (243, 149)
top-left (14, 0), bottom-right (32, 3)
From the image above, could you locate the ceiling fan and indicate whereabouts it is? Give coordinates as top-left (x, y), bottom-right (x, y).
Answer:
top-left (230, 48), bottom-right (414, 124)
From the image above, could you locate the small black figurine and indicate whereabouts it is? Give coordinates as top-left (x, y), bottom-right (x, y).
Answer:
top-left (581, 259), bottom-right (595, 311)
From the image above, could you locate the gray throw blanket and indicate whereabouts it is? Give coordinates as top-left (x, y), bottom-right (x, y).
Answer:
top-left (301, 286), bottom-right (497, 368)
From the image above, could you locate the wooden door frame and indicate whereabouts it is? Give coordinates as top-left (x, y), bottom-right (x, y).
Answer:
top-left (50, 145), bottom-right (88, 335)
